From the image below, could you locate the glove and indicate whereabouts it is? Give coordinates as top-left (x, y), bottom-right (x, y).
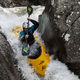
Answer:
top-left (22, 46), bottom-right (29, 56)
top-left (23, 46), bottom-right (29, 53)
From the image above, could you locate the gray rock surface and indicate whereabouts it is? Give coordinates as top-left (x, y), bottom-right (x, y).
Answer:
top-left (0, 32), bottom-right (22, 80)
top-left (0, 0), bottom-right (50, 7)
top-left (38, 0), bottom-right (80, 77)
top-left (0, 0), bottom-right (28, 7)
top-left (0, 0), bottom-right (13, 7)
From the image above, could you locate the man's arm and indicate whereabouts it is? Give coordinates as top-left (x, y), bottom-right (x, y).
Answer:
top-left (28, 19), bottom-right (39, 30)
top-left (19, 31), bottom-right (26, 42)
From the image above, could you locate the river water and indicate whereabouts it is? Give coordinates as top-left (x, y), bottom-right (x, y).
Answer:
top-left (0, 6), bottom-right (79, 80)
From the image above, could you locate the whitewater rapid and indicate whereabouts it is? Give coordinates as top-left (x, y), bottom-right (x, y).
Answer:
top-left (0, 6), bottom-right (79, 80)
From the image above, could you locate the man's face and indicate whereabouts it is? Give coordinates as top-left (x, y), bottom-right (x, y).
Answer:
top-left (23, 28), bottom-right (28, 33)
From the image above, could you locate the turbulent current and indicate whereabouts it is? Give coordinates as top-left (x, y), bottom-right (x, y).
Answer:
top-left (0, 6), bottom-right (79, 80)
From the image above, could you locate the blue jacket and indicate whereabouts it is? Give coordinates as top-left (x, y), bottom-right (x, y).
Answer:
top-left (20, 25), bottom-right (35, 37)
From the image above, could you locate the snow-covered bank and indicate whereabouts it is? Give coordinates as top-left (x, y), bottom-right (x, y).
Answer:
top-left (0, 6), bottom-right (80, 80)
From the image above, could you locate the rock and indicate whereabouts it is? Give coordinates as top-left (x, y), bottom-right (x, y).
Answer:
top-left (0, 32), bottom-right (22, 80)
top-left (38, 0), bottom-right (80, 78)
top-left (0, 0), bottom-right (28, 7)
top-left (0, 0), bottom-right (13, 7)
top-left (38, 9), bottom-right (67, 62)
top-left (13, 0), bottom-right (28, 6)
top-left (0, 0), bottom-right (50, 7)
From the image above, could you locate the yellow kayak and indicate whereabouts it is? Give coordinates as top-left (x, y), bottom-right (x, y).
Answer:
top-left (12, 25), bottom-right (50, 76)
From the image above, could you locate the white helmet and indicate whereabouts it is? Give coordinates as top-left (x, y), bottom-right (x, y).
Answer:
top-left (22, 22), bottom-right (28, 28)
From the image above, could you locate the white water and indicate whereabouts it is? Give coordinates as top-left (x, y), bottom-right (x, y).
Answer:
top-left (0, 6), bottom-right (80, 80)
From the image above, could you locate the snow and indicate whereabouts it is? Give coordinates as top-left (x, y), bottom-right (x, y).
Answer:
top-left (0, 6), bottom-right (80, 80)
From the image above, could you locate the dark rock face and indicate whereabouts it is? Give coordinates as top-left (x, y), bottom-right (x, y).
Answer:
top-left (13, 0), bottom-right (28, 6)
top-left (0, 32), bottom-right (22, 80)
top-left (27, 0), bottom-right (51, 5)
top-left (38, 0), bottom-right (80, 78)
top-left (38, 6), bottom-right (67, 62)
top-left (0, 0), bottom-right (13, 7)
top-left (0, 0), bottom-right (28, 7)
top-left (0, 0), bottom-right (50, 7)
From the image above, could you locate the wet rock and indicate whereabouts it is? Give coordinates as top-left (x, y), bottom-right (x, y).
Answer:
top-left (38, 0), bottom-right (80, 78)
top-left (0, 32), bottom-right (23, 80)
top-left (38, 9), bottom-right (67, 62)
top-left (0, 0), bottom-right (13, 7)
top-left (0, 0), bottom-right (50, 7)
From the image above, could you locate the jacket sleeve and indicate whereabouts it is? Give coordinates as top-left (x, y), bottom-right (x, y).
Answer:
top-left (19, 31), bottom-right (26, 42)
top-left (30, 19), bottom-right (39, 30)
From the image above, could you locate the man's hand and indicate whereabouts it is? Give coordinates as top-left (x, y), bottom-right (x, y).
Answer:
top-left (27, 18), bottom-right (31, 21)
top-left (25, 34), bottom-right (29, 39)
